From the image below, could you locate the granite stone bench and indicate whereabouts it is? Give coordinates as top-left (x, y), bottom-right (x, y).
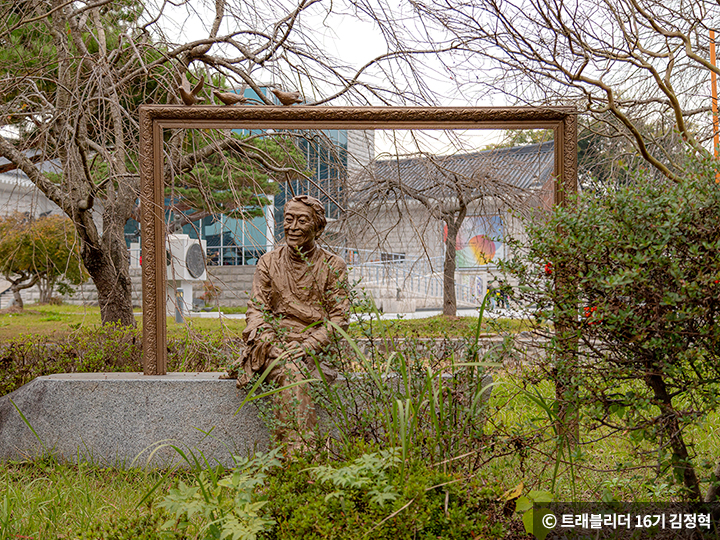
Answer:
top-left (0, 370), bottom-right (493, 468)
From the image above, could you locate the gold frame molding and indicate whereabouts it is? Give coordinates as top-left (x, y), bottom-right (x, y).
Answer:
top-left (139, 105), bottom-right (577, 375)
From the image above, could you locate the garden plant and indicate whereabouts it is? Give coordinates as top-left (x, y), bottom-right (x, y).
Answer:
top-left (503, 156), bottom-right (720, 503)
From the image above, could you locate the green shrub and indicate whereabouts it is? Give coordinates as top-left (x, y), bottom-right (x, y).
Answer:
top-left (503, 159), bottom-right (720, 501)
top-left (78, 512), bottom-right (183, 540)
top-left (0, 324), bottom-right (141, 396)
top-left (0, 325), bottom-right (243, 397)
top-left (157, 448), bottom-right (519, 540)
top-left (263, 451), bottom-right (516, 539)
top-left (159, 449), bottom-right (281, 540)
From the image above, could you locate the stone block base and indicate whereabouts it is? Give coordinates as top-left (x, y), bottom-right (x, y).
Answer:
top-left (0, 373), bottom-right (268, 468)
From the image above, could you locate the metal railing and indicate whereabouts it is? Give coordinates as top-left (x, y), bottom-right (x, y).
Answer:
top-left (333, 247), bottom-right (482, 307)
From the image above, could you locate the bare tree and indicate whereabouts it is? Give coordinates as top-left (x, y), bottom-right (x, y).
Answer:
top-left (0, 0), bottom-right (437, 325)
top-left (399, 0), bottom-right (719, 181)
top-left (347, 138), bottom-right (547, 316)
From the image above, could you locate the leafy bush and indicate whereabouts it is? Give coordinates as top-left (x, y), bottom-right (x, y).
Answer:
top-left (0, 213), bottom-right (87, 306)
top-left (159, 449), bottom-right (281, 540)
top-left (503, 160), bottom-right (720, 500)
top-left (263, 449), bottom-right (519, 539)
top-left (0, 324), bottom-right (142, 395)
top-left (0, 325), bottom-right (243, 397)
top-left (78, 512), bottom-right (183, 540)
top-left (308, 448), bottom-right (401, 508)
top-left (158, 447), bottom-right (519, 540)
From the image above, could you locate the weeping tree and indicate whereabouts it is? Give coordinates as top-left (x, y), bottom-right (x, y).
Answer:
top-left (394, 0), bottom-right (719, 180)
top-left (0, 0), bottom-right (435, 325)
top-left (348, 142), bottom-right (542, 316)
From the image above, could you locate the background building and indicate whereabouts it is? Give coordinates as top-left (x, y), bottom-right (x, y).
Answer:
top-left (344, 141), bottom-right (555, 310)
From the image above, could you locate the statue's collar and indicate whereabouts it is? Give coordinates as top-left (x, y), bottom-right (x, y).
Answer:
top-left (286, 243), bottom-right (317, 263)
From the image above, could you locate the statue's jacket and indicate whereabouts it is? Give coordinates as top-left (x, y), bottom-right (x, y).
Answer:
top-left (239, 244), bottom-right (349, 383)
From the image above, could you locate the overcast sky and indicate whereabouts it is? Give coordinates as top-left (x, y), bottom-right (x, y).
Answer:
top-left (151, 0), bottom-right (505, 154)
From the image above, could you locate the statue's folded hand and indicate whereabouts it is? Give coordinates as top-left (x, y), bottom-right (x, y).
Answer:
top-left (283, 341), bottom-right (306, 362)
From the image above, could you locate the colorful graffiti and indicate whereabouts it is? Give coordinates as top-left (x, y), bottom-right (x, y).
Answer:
top-left (444, 216), bottom-right (504, 268)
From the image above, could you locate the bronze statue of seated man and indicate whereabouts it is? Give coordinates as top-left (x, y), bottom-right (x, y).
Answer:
top-left (235, 195), bottom-right (349, 448)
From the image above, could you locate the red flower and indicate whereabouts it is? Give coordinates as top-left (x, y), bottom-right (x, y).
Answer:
top-left (544, 262), bottom-right (553, 275)
top-left (583, 306), bottom-right (601, 324)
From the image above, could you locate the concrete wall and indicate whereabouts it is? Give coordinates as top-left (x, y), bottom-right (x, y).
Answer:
top-left (11, 265), bottom-right (258, 309)
top-left (201, 265), bottom-right (256, 307)
top-left (0, 172), bottom-right (62, 218)
top-left (347, 130), bottom-right (375, 179)
top-left (346, 200), bottom-right (443, 262)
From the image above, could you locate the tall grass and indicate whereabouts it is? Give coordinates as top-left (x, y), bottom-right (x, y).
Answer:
top-left (0, 457), bottom-right (180, 539)
top-left (302, 294), bottom-right (501, 473)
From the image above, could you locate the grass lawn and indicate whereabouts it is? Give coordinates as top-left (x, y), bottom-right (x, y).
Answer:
top-left (0, 304), bottom-right (104, 339)
top-left (0, 459), bottom-right (179, 538)
top-left (0, 303), bottom-right (536, 343)
top-left (353, 313), bottom-right (532, 338)
top-left (0, 304), bottom-right (246, 341)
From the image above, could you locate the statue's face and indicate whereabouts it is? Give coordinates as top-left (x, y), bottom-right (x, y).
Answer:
top-left (284, 201), bottom-right (318, 252)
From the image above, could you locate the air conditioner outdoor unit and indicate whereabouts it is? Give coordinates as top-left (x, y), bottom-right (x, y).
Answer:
top-left (167, 234), bottom-right (207, 282)
top-left (130, 235), bottom-right (208, 317)
top-left (166, 235), bottom-right (207, 318)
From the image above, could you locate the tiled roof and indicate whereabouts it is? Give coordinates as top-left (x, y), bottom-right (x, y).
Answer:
top-left (0, 172), bottom-right (34, 188)
top-left (352, 140), bottom-right (554, 201)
